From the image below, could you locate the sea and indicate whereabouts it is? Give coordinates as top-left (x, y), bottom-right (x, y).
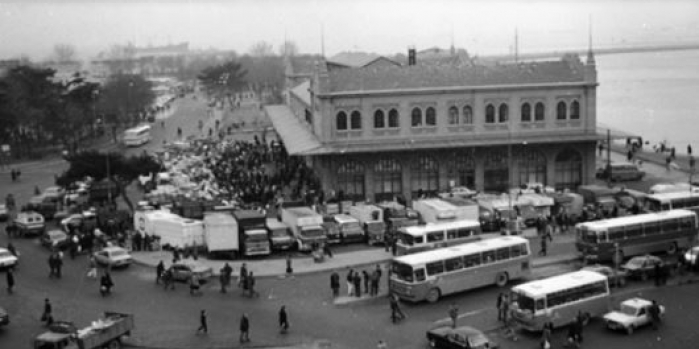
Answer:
top-left (596, 49), bottom-right (699, 154)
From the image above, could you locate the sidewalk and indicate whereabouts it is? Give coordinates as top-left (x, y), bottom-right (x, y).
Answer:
top-left (610, 143), bottom-right (696, 174)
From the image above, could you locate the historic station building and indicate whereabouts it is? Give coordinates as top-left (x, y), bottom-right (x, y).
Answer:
top-left (266, 49), bottom-right (600, 203)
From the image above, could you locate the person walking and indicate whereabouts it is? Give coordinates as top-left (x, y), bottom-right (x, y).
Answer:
top-left (649, 300), bottom-right (661, 330)
top-left (346, 269), bottom-right (354, 296)
top-left (286, 254), bottom-right (293, 275)
top-left (196, 310), bottom-right (208, 334)
top-left (539, 236), bottom-right (548, 256)
top-left (42, 298), bottom-right (53, 326)
top-left (156, 260), bottom-right (165, 284)
top-left (496, 293), bottom-right (506, 322)
top-left (189, 274), bottom-right (201, 296)
top-left (330, 271), bottom-right (340, 298)
top-left (239, 313), bottom-right (250, 343)
top-left (239, 263), bottom-right (248, 289)
top-left (353, 271), bottom-right (362, 297)
top-left (6, 267), bottom-right (15, 294)
top-left (390, 293), bottom-right (406, 324)
top-left (247, 271), bottom-right (257, 297)
top-left (362, 270), bottom-right (370, 294)
top-left (279, 305), bottom-right (289, 334)
top-left (100, 272), bottom-right (114, 296)
top-left (448, 303), bottom-right (459, 328)
top-left (541, 322), bottom-right (552, 349)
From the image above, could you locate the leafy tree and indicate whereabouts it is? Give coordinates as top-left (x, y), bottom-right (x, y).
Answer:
top-left (249, 41), bottom-right (275, 57)
top-left (197, 60), bottom-right (247, 108)
top-left (98, 73), bottom-right (155, 127)
top-left (58, 150), bottom-right (163, 212)
top-left (59, 74), bottom-right (100, 153)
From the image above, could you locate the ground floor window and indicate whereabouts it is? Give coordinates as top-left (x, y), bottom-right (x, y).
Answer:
top-left (484, 150), bottom-right (509, 192)
top-left (447, 152), bottom-right (475, 188)
top-left (517, 150), bottom-right (547, 186)
top-left (554, 149), bottom-right (582, 190)
top-left (337, 160), bottom-right (365, 201)
top-left (411, 156), bottom-right (439, 197)
top-left (374, 158), bottom-right (402, 202)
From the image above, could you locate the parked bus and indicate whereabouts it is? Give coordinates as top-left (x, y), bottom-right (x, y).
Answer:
top-left (395, 220), bottom-right (482, 255)
top-left (645, 192), bottom-right (699, 215)
top-left (123, 125), bottom-right (152, 147)
top-left (510, 270), bottom-right (610, 331)
top-left (575, 209), bottom-right (697, 262)
top-left (390, 236), bottom-right (531, 303)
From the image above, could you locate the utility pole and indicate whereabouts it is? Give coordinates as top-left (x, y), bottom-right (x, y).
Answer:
top-left (507, 129), bottom-right (513, 235)
top-left (606, 129), bottom-right (611, 188)
top-left (106, 154), bottom-right (112, 204)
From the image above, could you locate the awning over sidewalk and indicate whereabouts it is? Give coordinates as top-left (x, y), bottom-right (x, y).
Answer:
top-left (264, 105), bottom-right (323, 155)
top-left (597, 123), bottom-right (642, 141)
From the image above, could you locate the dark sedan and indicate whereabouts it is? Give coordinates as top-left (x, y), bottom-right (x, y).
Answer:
top-left (427, 325), bottom-right (498, 349)
top-left (581, 264), bottom-right (629, 287)
top-left (621, 255), bottom-right (676, 281)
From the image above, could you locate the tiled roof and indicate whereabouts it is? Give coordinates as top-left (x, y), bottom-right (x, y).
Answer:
top-left (327, 58), bottom-right (587, 93)
top-left (264, 105), bottom-right (322, 155)
top-left (328, 51), bottom-right (381, 68)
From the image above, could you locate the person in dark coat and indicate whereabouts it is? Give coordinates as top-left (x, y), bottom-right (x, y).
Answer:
top-left (390, 293), bottom-right (406, 323)
top-left (156, 261), bottom-right (165, 284)
top-left (654, 261), bottom-right (662, 286)
top-left (42, 298), bottom-right (53, 325)
top-left (353, 272), bottom-right (362, 297)
top-left (279, 305), bottom-right (289, 333)
top-left (362, 270), bottom-right (370, 294)
top-left (239, 313), bottom-right (250, 343)
top-left (196, 310), bottom-right (208, 334)
top-left (6, 267), bottom-right (15, 294)
top-left (330, 271), bottom-right (340, 297)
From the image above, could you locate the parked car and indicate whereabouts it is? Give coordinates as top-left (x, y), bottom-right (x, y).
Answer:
top-left (581, 264), bottom-right (629, 287)
top-left (0, 305), bottom-right (8, 326)
top-left (14, 211), bottom-right (45, 237)
top-left (603, 297), bottom-right (665, 334)
top-left (426, 325), bottom-right (498, 349)
top-left (0, 248), bottom-right (18, 269)
top-left (42, 186), bottom-right (66, 202)
top-left (596, 162), bottom-right (645, 182)
top-left (620, 255), bottom-right (676, 281)
top-left (40, 229), bottom-right (70, 250)
top-left (169, 262), bottom-right (213, 283)
top-left (439, 186), bottom-right (478, 199)
top-left (93, 246), bottom-right (132, 268)
top-left (0, 203), bottom-right (8, 221)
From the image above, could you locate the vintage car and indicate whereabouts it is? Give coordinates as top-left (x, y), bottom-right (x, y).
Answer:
top-left (93, 246), bottom-right (133, 268)
top-left (0, 248), bottom-right (18, 269)
top-left (581, 264), bottom-right (629, 287)
top-left (603, 297), bottom-right (665, 334)
top-left (40, 229), bottom-right (70, 250)
top-left (620, 255), bottom-right (676, 281)
top-left (42, 186), bottom-right (66, 202)
top-left (426, 325), bottom-right (498, 349)
top-left (169, 262), bottom-right (213, 283)
top-left (14, 211), bottom-right (46, 237)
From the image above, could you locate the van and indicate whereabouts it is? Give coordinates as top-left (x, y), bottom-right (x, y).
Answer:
top-left (596, 162), bottom-right (644, 182)
top-left (15, 211), bottom-right (46, 237)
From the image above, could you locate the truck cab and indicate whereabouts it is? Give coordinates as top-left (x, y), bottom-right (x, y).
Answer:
top-left (322, 215), bottom-right (342, 244)
top-left (281, 207), bottom-right (326, 251)
top-left (232, 210), bottom-right (271, 257)
top-left (334, 214), bottom-right (364, 243)
top-left (265, 218), bottom-right (294, 251)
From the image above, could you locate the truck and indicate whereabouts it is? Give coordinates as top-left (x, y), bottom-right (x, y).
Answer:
top-left (333, 214), bottom-right (365, 243)
top-left (377, 201), bottom-right (419, 239)
top-left (348, 204), bottom-right (386, 245)
top-left (203, 212), bottom-right (239, 258)
top-left (281, 206), bottom-right (326, 251)
top-left (322, 214), bottom-right (342, 244)
top-left (33, 312), bottom-right (134, 349)
top-left (440, 197), bottom-right (480, 221)
top-left (412, 199), bottom-right (458, 224)
top-left (265, 218), bottom-right (295, 251)
top-left (134, 210), bottom-right (205, 249)
top-left (232, 210), bottom-right (271, 257)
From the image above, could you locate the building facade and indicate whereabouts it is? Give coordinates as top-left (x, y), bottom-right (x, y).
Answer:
top-left (267, 50), bottom-right (600, 204)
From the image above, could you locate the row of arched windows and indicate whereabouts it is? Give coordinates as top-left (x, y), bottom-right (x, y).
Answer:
top-left (337, 100), bottom-right (582, 131)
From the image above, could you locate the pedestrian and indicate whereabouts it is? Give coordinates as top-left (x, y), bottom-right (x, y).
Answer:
top-left (346, 269), bottom-right (354, 296)
top-left (496, 293), bottom-right (506, 321)
top-left (575, 311), bottom-right (585, 344)
top-left (649, 300), bottom-right (661, 330)
top-left (239, 262), bottom-right (248, 288)
top-left (323, 243), bottom-right (333, 258)
top-left (541, 321), bottom-right (552, 349)
top-left (330, 271), bottom-right (340, 298)
top-left (279, 305), bottom-right (289, 333)
top-left (100, 272), bottom-right (114, 296)
top-left (196, 310), bottom-right (208, 334)
top-left (286, 254), bottom-right (293, 275)
top-left (87, 255), bottom-right (98, 279)
top-left (374, 264), bottom-right (382, 295)
top-left (247, 271), bottom-right (257, 297)
top-left (156, 260), bottom-right (165, 284)
top-left (163, 267), bottom-right (175, 290)
top-left (539, 236), bottom-right (548, 256)
top-left (41, 298), bottom-right (53, 326)
top-left (598, 142), bottom-right (604, 156)
top-left (566, 319), bottom-right (579, 348)
top-left (219, 267), bottom-right (228, 293)
top-left (362, 270), bottom-right (370, 294)
top-left (239, 313), bottom-right (250, 343)
top-left (353, 271), bottom-right (362, 297)
top-left (390, 293), bottom-right (406, 323)
top-left (189, 274), bottom-right (201, 296)
top-left (6, 267), bottom-right (15, 294)
top-left (448, 303), bottom-right (459, 328)
top-left (689, 144), bottom-right (693, 156)
top-left (654, 261), bottom-right (662, 286)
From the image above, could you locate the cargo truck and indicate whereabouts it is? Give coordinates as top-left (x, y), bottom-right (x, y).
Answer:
top-left (281, 206), bottom-right (326, 251)
top-left (203, 212), bottom-right (239, 258)
top-left (412, 198), bottom-right (458, 224)
top-left (33, 312), bottom-right (134, 349)
top-left (265, 218), bottom-right (294, 251)
top-left (232, 210), bottom-right (271, 257)
top-left (333, 214), bottom-right (365, 243)
top-left (348, 204), bottom-right (386, 245)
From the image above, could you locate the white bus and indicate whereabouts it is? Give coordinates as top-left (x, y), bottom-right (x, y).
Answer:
top-left (395, 220), bottom-right (482, 255)
top-left (510, 270), bottom-right (610, 331)
top-left (123, 125), bottom-right (152, 147)
top-left (390, 236), bottom-right (531, 303)
top-left (645, 191), bottom-right (699, 215)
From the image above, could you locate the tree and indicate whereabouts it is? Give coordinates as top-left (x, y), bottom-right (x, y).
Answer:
top-left (249, 41), bottom-right (275, 57)
top-left (58, 150), bottom-right (163, 212)
top-left (278, 40), bottom-right (299, 57)
top-left (98, 74), bottom-right (155, 127)
top-left (104, 42), bottom-right (137, 74)
top-left (53, 44), bottom-right (77, 63)
top-left (197, 60), bottom-right (247, 108)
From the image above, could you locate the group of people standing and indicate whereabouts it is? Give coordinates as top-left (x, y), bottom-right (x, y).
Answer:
top-left (340, 265), bottom-right (383, 298)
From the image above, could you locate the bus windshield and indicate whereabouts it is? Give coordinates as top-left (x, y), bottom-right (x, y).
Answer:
top-left (513, 292), bottom-right (538, 313)
top-left (398, 232), bottom-right (422, 246)
top-left (578, 227), bottom-right (599, 244)
top-left (391, 262), bottom-right (414, 283)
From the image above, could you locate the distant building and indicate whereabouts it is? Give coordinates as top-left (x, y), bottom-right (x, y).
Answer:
top-left (268, 48), bottom-right (600, 202)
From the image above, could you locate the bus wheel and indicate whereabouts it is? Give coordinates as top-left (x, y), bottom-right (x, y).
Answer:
top-left (626, 325), bottom-right (634, 335)
top-left (108, 339), bottom-right (122, 349)
top-left (668, 242), bottom-right (678, 255)
top-left (426, 288), bottom-right (441, 303)
top-left (495, 272), bottom-right (509, 287)
top-left (429, 338), bottom-right (437, 348)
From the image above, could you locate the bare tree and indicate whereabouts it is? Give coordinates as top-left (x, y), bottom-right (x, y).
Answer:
top-left (249, 41), bottom-right (275, 57)
top-left (53, 44), bottom-right (77, 62)
top-left (278, 40), bottom-right (299, 57)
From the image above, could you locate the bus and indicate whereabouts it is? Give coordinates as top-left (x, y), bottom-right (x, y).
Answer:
top-left (390, 236), bottom-right (531, 303)
top-left (123, 125), bottom-right (152, 147)
top-left (510, 270), bottom-right (610, 331)
top-left (645, 191), bottom-right (699, 215)
top-left (576, 209), bottom-right (697, 262)
top-left (395, 220), bottom-right (481, 255)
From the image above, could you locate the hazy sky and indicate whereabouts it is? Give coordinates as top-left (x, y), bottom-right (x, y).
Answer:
top-left (1, 0), bottom-right (698, 61)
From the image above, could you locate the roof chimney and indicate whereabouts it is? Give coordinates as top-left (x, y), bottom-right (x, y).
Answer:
top-left (408, 47), bottom-right (416, 66)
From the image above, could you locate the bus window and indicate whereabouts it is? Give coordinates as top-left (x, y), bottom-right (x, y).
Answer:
top-left (578, 227), bottom-right (598, 244)
top-left (445, 257), bottom-right (464, 272)
top-left (427, 231), bottom-right (445, 242)
top-left (680, 216), bottom-right (695, 229)
top-left (457, 228), bottom-right (472, 238)
top-left (511, 243), bottom-right (525, 257)
top-left (664, 219), bottom-right (679, 232)
top-left (624, 224), bottom-right (642, 239)
top-left (426, 261), bottom-right (445, 276)
top-left (644, 221), bottom-right (659, 235)
top-left (608, 227), bottom-right (624, 242)
top-left (463, 254), bottom-right (481, 268)
top-left (496, 247), bottom-right (510, 261)
top-left (447, 229), bottom-right (458, 239)
top-left (513, 293), bottom-right (537, 313)
top-left (392, 263), bottom-right (414, 282)
top-left (414, 269), bottom-right (426, 282)
top-left (482, 250), bottom-right (496, 264)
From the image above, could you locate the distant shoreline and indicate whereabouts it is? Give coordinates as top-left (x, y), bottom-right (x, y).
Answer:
top-left (485, 43), bottom-right (699, 61)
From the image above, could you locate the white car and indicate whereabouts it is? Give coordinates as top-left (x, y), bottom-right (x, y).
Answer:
top-left (684, 246), bottom-right (699, 267)
top-left (93, 247), bottom-right (132, 268)
top-left (0, 204), bottom-right (8, 221)
top-left (603, 297), bottom-right (665, 334)
top-left (440, 186), bottom-right (478, 199)
top-left (0, 248), bottom-right (18, 268)
top-left (42, 186), bottom-right (66, 202)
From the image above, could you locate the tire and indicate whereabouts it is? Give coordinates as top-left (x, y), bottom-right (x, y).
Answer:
top-left (668, 242), bottom-right (678, 255)
top-left (426, 288), bottom-right (441, 303)
top-left (108, 339), bottom-right (122, 349)
top-left (626, 325), bottom-right (634, 335)
top-left (495, 272), bottom-right (509, 287)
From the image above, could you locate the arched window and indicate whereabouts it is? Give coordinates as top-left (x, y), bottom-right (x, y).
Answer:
top-left (350, 111), bottom-right (362, 129)
top-left (485, 104), bottom-right (495, 124)
top-left (570, 100), bottom-right (580, 120)
top-left (411, 156), bottom-right (439, 197)
top-left (557, 101), bottom-right (567, 120)
top-left (448, 106), bottom-right (459, 125)
top-left (554, 149), bottom-right (582, 190)
top-left (388, 109), bottom-right (399, 128)
top-left (535, 102), bottom-right (545, 121)
top-left (337, 160), bottom-right (365, 201)
top-left (336, 111), bottom-right (348, 130)
top-left (425, 107), bottom-right (436, 126)
top-left (517, 150), bottom-right (547, 186)
top-left (411, 107), bottom-right (422, 127)
top-left (374, 158), bottom-right (403, 202)
top-left (498, 104), bottom-right (509, 123)
top-left (374, 110), bottom-right (385, 129)
top-left (463, 105), bottom-right (473, 124)
top-left (483, 150), bottom-right (509, 192)
top-left (521, 103), bottom-right (531, 122)
top-left (447, 152), bottom-right (475, 188)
